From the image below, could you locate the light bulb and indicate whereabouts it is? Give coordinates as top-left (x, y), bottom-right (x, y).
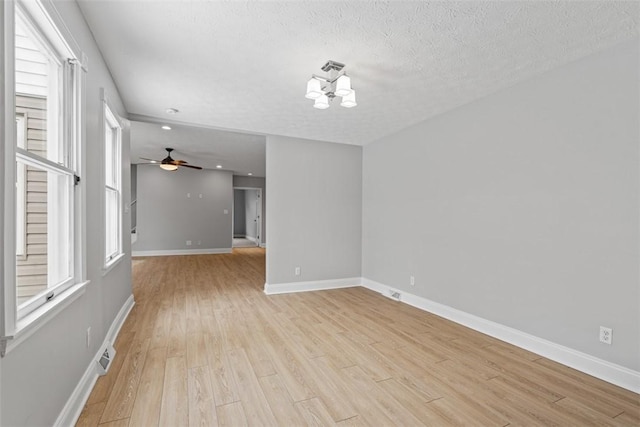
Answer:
top-left (335, 75), bottom-right (352, 97)
top-left (340, 90), bottom-right (357, 108)
top-left (305, 78), bottom-right (323, 99)
top-left (313, 94), bottom-right (330, 109)
top-left (160, 163), bottom-right (178, 171)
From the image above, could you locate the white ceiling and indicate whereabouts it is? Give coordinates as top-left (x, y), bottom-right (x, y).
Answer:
top-left (78, 1), bottom-right (638, 161)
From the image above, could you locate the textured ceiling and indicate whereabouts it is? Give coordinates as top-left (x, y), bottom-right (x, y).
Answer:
top-left (79, 1), bottom-right (638, 147)
top-left (131, 121), bottom-right (266, 176)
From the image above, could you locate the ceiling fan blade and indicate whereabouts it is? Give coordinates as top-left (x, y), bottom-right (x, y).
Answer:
top-left (139, 157), bottom-right (160, 162)
top-left (173, 159), bottom-right (189, 164)
top-left (179, 164), bottom-right (203, 170)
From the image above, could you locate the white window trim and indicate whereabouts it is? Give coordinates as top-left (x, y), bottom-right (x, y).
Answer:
top-left (1, 0), bottom-right (87, 354)
top-left (102, 90), bottom-right (123, 271)
top-left (2, 280), bottom-right (89, 357)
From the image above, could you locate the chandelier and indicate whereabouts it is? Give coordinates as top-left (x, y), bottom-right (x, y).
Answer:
top-left (305, 60), bottom-right (357, 109)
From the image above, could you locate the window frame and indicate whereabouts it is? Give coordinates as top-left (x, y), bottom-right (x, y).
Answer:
top-left (102, 92), bottom-right (123, 269)
top-left (1, 0), bottom-right (88, 354)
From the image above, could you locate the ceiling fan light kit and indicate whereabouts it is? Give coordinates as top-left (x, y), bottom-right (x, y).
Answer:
top-left (141, 148), bottom-right (203, 171)
top-left (160, 163), bottom-right (178, 171)
top-left (305, 60), bottom-right (357, 109)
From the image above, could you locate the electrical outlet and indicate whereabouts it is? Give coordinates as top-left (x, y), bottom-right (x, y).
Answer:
top-left (599, 326), bottom-right (612, 345)
top-left (186, 240), bottom-right (192, 246)
top-left (197, 240), bottom-right (201, 246)
top-left (295, 267), bottom-right (301, 276)
top-left (86, 327), bottom-right (91, 348)
top-left (410, 275), bottom-right (415, 286)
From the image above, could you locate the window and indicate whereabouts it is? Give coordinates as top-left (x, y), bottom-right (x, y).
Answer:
top-left (5, 0), bottom-right (85, 331)
top-left (103, 99), bottom-right (122, 266)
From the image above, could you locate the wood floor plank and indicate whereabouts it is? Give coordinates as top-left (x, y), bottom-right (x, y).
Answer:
top-left (128, 346), bottom-right (166, 427)
top-left (307, 356), bottom-right (359, 422)
top-left (186, 332), bottom-right (208, 369)
top-left (226, 347), bottom-right (278, 425)
top-left (216, 401), bottom-right (248, 427)
top-left (253, 311), bottom-right (318, 402)
top-left (100, 338), bottom-right (150, 423)
top-left (376, 378), bottom-right (448, 424)
top-left (188, 365), bottom-right (218, 427)
top-left (97, 419), bottom-right (130, 427)
top-left (77, 249), bottom-right (640, 427)
top-left (342, 365), bottom-right (426, 426)
top-left (258, 374), bottom-right (307, 426)
top-left (295, 397), bottom-right (336, 426)
top-left (158, 356), bottom-right (188, 427)
top-left (204, 332), bottom-right (240, 406)
top-left (75, 402), bottom-right (105, 427)
top-left (167, 289), bottom-right (187, 358)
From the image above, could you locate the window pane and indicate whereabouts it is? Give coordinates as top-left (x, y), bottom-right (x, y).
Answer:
top-left (16, 116), bottom-right (27, 257)
top-left (105, 188), bottom-right (119, 261)
top-left (105, 125), bottom-right (114, 186)
top-left (16, 161), bottom-right (72, 308)
top-left (15, 10), bottom-right (63, 164)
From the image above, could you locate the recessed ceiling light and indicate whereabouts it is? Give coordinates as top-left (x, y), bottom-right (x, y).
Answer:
top-left (248, 173), bottom-right (253, 176)
top-left (161, 125), bottom-right (171, 130)
top-left (216, 165), bottom-right (222, 169)
top-left (166, 108), bottom-right (179, 114)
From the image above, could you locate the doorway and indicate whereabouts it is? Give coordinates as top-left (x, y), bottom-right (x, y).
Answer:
top-left (232, 187), bottom-right (262, 248)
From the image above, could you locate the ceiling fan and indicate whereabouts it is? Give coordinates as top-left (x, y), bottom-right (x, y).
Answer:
top-left (140, 148), bottom-right (202, 171)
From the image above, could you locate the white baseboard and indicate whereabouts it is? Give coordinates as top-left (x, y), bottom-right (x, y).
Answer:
top-left (260, 243), bottom-right (266, 249)
top-left (264, 277), bottom-right (361, 295)
top-left (132, 248), bottom-right (232, 257)
top-left (54, 295), bottom-right (135, 427)
top-left (361, 278), bottom-right (640, 393)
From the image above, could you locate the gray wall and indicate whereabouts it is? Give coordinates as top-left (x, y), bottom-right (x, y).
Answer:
top-left (363, 39), bottom-right (639, 371)
top-left (233, 189), bottom-right (246, 236)
top-left (1, 1), bottom-right (133, 425)
top-left (233, 175), bottom-right (266, 245)
top-left (266, 135), bottom-right (362, 284)
top-left (135, 167), bottom-right (233, 252)
top-left (244, 189), bottom-right (259, 239)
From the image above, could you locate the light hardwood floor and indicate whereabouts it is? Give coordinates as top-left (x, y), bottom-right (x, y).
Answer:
top-left (77, 248), bottom-right (639, 426)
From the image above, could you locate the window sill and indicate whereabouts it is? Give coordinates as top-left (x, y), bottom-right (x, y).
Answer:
top-left (103, 252), bottom-right (125, 276)
top-left (1, 280), bottom-right (89, 357)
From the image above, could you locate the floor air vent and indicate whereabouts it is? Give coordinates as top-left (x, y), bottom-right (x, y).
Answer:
top-left (96, 343), bottom-right (116, 376)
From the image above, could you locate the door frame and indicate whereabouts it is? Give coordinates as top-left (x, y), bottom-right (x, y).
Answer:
top-left (232, 187), bottom-right (263, 247)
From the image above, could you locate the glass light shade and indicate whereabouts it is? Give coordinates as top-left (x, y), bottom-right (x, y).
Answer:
top-left (305, 78), bottom-right (323, 99)
top-left (340, 90), bottom-right (357, 108)
top-left (335, 75), bottom-right (352, 97)
top-left (313, 94), bottom-right (330, 109)
top-left (160, 163), bottom-right (178, 171)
